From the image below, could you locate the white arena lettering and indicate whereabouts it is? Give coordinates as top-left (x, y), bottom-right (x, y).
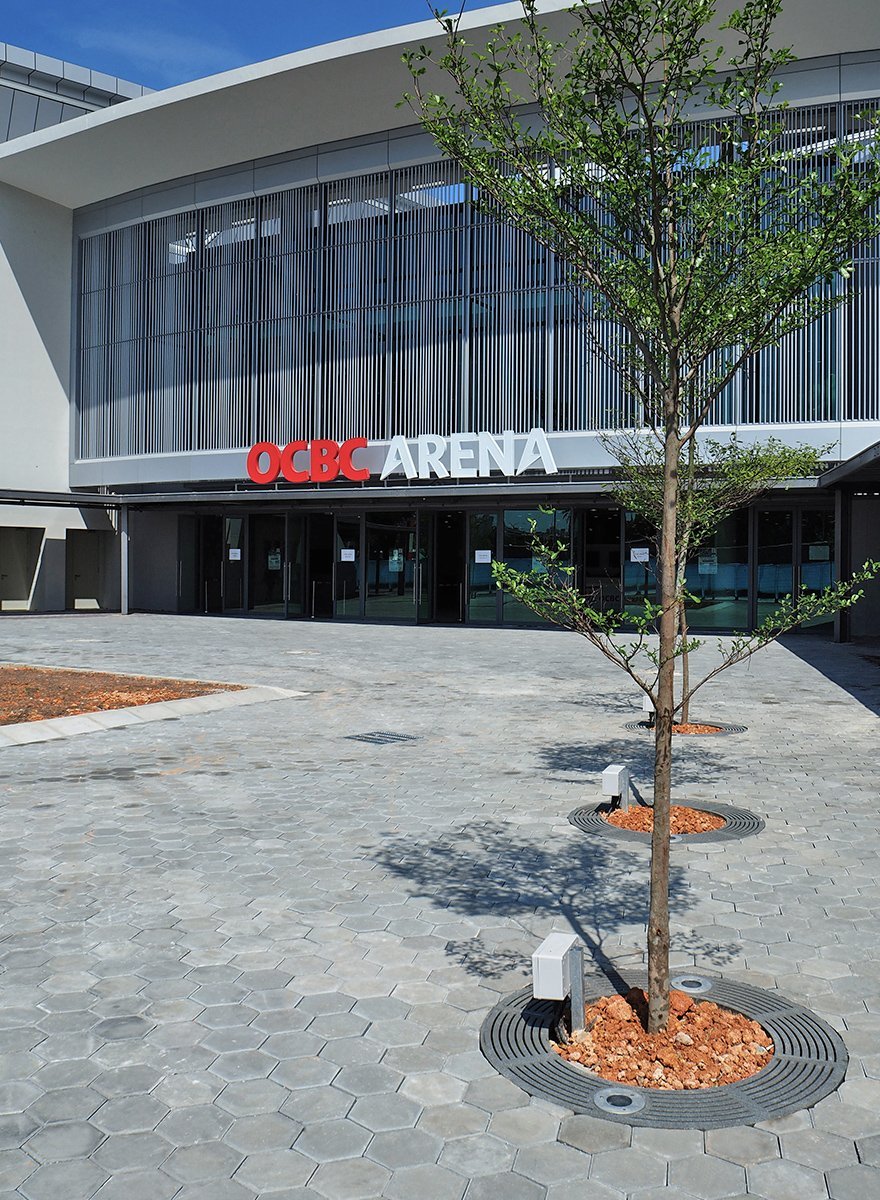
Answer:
top-left (380, 429), bottom-right (558, 481)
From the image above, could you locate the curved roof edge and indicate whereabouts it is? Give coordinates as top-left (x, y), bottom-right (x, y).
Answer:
top-left (0, 1), bottom-right (567, 209)
top-left (0, 0), bottom-right (877, 211)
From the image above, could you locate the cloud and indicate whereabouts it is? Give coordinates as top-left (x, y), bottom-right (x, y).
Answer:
top-left (72, 25), bottom-right (245, 86)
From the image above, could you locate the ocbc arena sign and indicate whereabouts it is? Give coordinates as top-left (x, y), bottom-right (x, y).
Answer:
top-left (246, 429), bottom-right (558, 484)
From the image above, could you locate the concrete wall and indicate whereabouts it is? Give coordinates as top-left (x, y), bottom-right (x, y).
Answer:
top-left (129, 509), bottom-right (179, 612)
top-left (0, 181), bottom-right (116, 610)
top-left (850, 492), bottom-right (880, 640)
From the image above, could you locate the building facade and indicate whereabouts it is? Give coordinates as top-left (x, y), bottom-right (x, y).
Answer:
top-left (1, 1), bottom-right (879, 635)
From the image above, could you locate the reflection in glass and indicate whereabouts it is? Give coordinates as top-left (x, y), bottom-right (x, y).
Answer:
top-left (757, 510), bottom-right (793, 624)
top-left (286, 515), bottom-right (305, 617)
top-left (623, 512), bottom-right (657, 618)
top-left (468, 512), bottom-right (498, 623)
top-left (685, 511), bottom-right (749, 630)
top-left (502, 509), bottom-right (571, 624)
top-left (579, 508), bottom-right (621, 610)
top-left (800, 509), bottom-right (835, 628)
top-left (335, 517), bottom-right (361, 618)
top-left (365, 512), bottom-right (417, 621)
top-left (248, 514), bottom-right (285, 613)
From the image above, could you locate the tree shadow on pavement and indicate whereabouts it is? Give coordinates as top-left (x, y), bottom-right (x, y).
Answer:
top-left (373, 819), bottom-right (737, 991)
top-left (538, 734), bottom-right (729, 795)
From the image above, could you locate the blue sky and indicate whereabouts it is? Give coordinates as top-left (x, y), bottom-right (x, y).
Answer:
top-left (3, 1), bottom-right (504, 89)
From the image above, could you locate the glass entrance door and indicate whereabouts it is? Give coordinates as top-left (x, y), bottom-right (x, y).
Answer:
top-left (365, 512), bottom-right (417, 621)
top-left (248, 514), bottom-right (285, 615)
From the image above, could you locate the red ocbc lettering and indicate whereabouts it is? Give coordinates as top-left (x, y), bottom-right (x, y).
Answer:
top-left (310, 439), bottom-right (340, 482)
top-left (339, 437), bottom-right (370, 481)
top-left (246, 442), bottom-right (281, 484)
top-left (280, 440), bottom-right (308, 483)
top-left (246, 439), bottom-right (372, 483)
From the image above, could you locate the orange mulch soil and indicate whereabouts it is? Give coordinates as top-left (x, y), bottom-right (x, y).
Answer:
top-left (0, 665), bottom-right (239, 725)
top-left (674, 722), bottom-right (723, 735)
top-left (554, 987), bottom-right (773, 1089)
top-left (606, 805), bottom-right (726, 835)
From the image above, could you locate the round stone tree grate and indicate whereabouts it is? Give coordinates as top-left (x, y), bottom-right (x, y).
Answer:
top-left (567, 801), bottom-right (765, 844)
top-left (479, 971), bottom-right (847, 1129)
top-left (624, 720), bottom-right (748, 735)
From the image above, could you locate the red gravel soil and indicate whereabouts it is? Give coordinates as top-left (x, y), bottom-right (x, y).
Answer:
top-left (606, 805), bottom-right (726, 835)
top-left (674, 722), bottom-right (723, 735)
top-left (0, 665), bottom-right (239, 725)
top-left (554, 987), bottom-right (773, 1089)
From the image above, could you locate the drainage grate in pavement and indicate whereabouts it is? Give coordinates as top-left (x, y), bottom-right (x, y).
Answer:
top-left (624, 720), bottom-right (748, 735)
top-left (346, 731), bottom-right (421, 745)
top-left (567, 801), bottom-right (765, 844)
top-left (480, 971), bottom-right (847, 1129)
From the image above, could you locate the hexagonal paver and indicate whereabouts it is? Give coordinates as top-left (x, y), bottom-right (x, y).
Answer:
top-left (93, 1095), bottom-right (169, 1134)
top-left (488, 1106), bottom-right (560, 1146)
top-left (335, 1064), bottom-right (404, 1096)
top-left (19, 1160), bottom-right (108, 1200)
top-left (747, 1158), bottom-right (829, 1200)
top-left (399, 1072), bottom-right (466, 1107)
top-left (827, 1163), bottom-right (880, 1199)
top-left (25, 1120), bottom-right (104, 1162)
top-left (668, 1152), bottom-right (747, 1197)
top-left (223, 1112), bottom-right (301, 1152)
top-left (295, 1119), bottom-right (372, 1162)
top-left (308, 1157), bottom-right (391, 1199)
top-left (367, 1128), bottom-right (443, 1169)
top-left (348, 1093), bottom-right (421, 1133)
top-left (515, 1142), bottom-right (593, 1185)
top-left (156, 1104), bottom-right (233, 1144)
top-left (163, 1141), bottom-right (244, 1183)
top-left (382, 1162), bottom-right (467, 1200)
top-left (93, 1131), bottom-right (170, 1171)
top-left (589, 1146), bottom-right (667, 1192)
top-left (209, 1051), bottom-right (276, 1082)
top-left (232, 1147), bottom-right (316, 1190)
top-left (558, 1114), bottom-right (630, 1154)
top-left (271, 1056), bottom-right (339, 1090)
top-left (438, 1133), bottom-right (515, 1177)
top-left (782, 1128), bottom-right (859, 1170)
top-left (705, 1125), bottom-right (780, 1165)
top-left (282, 1085), bottom-right (354, 1123)
top-left (465, 1174), bottom-right (546, 1200)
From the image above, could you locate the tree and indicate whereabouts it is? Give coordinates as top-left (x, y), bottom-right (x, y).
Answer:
top-left (403, 0), bottom-right (880, 1032)
top-left (607, 433), bottom-right (826, 724)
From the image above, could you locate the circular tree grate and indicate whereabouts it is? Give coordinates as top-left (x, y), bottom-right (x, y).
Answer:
top-left (567, 801), bottom-right (764, 844)
top-left (479, 971), bottom-right (847, 1129)
top-left (624, 720), bottom-right (748, 735)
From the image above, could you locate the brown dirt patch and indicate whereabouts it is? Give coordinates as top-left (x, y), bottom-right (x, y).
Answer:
top-left (0, 665), bottom-right (239, 725)
top-left (606, 805), bottom-right (726, 835)
top-left (673, 722), bottom-right (723, 734)
top-left (554, 987), bottom-right (773, 1089)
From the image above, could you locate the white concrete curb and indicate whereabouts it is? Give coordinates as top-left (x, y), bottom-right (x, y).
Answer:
top-left (0, 684), bottom-right (305, 749)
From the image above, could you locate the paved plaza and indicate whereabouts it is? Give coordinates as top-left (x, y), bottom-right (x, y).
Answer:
top-left (0, 613), bottom-right (878, 1200)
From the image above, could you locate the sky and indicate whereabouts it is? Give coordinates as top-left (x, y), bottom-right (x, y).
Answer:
top-left (1, 1), bottom-right (506, 90)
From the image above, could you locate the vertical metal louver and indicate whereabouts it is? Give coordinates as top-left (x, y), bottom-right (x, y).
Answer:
top-left (76, 99), bottom-right (880, 463)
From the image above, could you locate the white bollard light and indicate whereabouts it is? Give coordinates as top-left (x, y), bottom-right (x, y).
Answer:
top-left (642, 693), bottom-right (655, 727)
top-left (532, 932), bottom-right (585, 1035)
top-left (602, 763), bottom-right (631, 811)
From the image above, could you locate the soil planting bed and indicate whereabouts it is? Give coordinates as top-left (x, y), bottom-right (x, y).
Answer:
top-left (0, 665), bottom-right (238, 725)
top-left (554, 987), bottom-right (772, 1089)
top-left (606, 805), bottom-right (726, 835)
top-left (625, 720), bottom-right (747, 736)
top-left (672, 722), bottom-right (722, 735)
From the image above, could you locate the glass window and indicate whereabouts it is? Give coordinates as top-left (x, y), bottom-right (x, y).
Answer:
top-left (248, 514), bottom-right (285, 614)
top-left (623, 512), bottom-right (657, 618)
top-left (468, 511), bottom-right (498, 623)
top-left (578, 508), bottom-right (621, 610)
top-left (365, 512), bottom-right (417, 622)
top-left (335, 516), bottom-right (361, 619)
top-left (684, 510), bottom-right (749, 630)
top-left (501, 509), bottom-right (571, 625)
top-left (757, 510), bottom-right (793, 624)
top-left (800, 509), bottom-right (836, 628)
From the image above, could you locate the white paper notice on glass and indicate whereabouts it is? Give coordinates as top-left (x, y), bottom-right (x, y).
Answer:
top-left (340, 548), bottom-right (356, 562)
top-left (474, 549), bottom-right (492, 564)
top-left (809, 543), bottom-right (831, 561)
top-left (228, 548), bottom-right (242, 561)
top-left (630, 547), bottom-right (650, 564)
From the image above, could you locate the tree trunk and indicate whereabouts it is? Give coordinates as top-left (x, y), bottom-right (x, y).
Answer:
top-left (647, 421), bottom-right (680, 1034)
top-left (679, 600), bottom-right (690, 725)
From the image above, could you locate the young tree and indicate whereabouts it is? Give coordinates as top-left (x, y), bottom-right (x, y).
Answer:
top-left (607, 433), bottom-right (826, 724)
top-left (403, 0), bottom-right (880, 1031)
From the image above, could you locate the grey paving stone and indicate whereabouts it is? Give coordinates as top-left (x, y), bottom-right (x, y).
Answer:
top-left (309, 1157), bottom-right (391, 1199)
top-left (487, 1106), bottom-right (559, 1145)
top-left (590, 1146), bottom-right (666, 1191)
top-left (438, 1133), bottom-right (515, 1177)
top-left (163, 1141), bottom-right (244, 1182)
top-left (92, 1131), bottom-right (169, 1171)
top-left (558, 1114), bottom-right (630, 1154)
top-left (19, 1159), bottom-right (108, 1200)
top-left (381, 1162), bottom-right (467, 1200)
top-left (668, 1152), bottom-right (746, 1197)
top-left (25, 1120), bottom-right (104, 1162)
top-left (232, 1147), bottom-right (316, 1190)
top-left (515, 1142), bottom-right (593, 1185)
top-left (223, 1112), bottom-right (302, 1152)
top-left (416, 1104), bottom-right (489, 1138)
top-left (826, 1163), bottom-right (880, 1200)
top-left (705, 1126), bottom-right (779, 1165)
top-left (90, 1168), bottom-right (179, 1199)
top-left (348, 1093), bottom-right (422, 1132)
top-left (156, 1103), bottom-right (233, 1144)
top-left (781, 1128), bottom-right (858, 1170)
top-left (463, 1174), bottom-right (545, 1200)
top-left (295, 1119), bottom-right (372, 1162)
top-left (747, 1158), bottom-right (829, 1200)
